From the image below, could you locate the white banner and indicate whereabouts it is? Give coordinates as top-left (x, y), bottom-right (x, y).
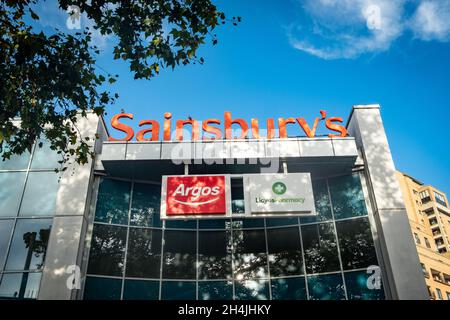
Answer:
top-left (246, 173), bottom-right (316, 215)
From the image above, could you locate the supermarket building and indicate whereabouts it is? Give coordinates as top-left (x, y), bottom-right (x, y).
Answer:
top-left (0, 105), bottom-right (429, 300)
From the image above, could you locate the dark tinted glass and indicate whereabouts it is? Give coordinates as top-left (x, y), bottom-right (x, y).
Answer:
top-left (271, 277), bottom-right (307, 300)
top-left (123, 279), bottom-right (159, 300)
top-left (126, 228), bottom-right (162, 278)
top-left (87, 224), bottom-right (126, 276)
top-left (234, 280), bottom-right (269, 300)
top-left (199, 219), bottom-right (229, 229)
top-left (336, 218), bottom-right (378, 270)
top-left (83, 276), bottom-right (122, 300)
top-left (231, 178), bottom-right (245, 214)
top-left (329, 174), bottom-right (367, 220)
top-left (267, 227), bottom-right (303, 276)
top-left (0, 219), bottom-right (14, 269)
top-left (301, 223), bottom-right (340, 274)
top-left (198, 281), bottom-right (233, 300)
top-left (161, 281), bottom-right (196, 300)
top-left (130, 183), bottom-right (161, 227)
top-left (95, 178), bottom-right (130, 225)
top-left (345, 269), bottom-right (385, 300)
top-left (232, 218), bottom-right (264, 229)
top-left (5, 219), bottom-right (51, 271)
top-left (162, 230), bottom-right (196, 279)
top-left (198, 231), bottom-right (232, 280)
top-left (165, 219), bottom-right (197, 229)
top-left (307, 273), bottom-right (345, 300)
top-left (0, 272), bottom-right (41, 300)
top-left (266, 217), bottom-right (298, 227)
top-left (233, 229), bottom-right (268, 279)
top-left (301, 179), bottom-right (332, 224)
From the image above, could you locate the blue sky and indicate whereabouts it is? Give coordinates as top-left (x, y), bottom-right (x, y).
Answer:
top-left (37, 0), bottom-right (450, 195)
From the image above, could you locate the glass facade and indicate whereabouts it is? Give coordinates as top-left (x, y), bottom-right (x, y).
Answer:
top-left (0, 139), bottom-right (60, 300)
top-left (84, 173), bottom-right (385, 300)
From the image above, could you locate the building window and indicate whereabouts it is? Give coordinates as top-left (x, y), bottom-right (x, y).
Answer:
top-left (436, 288), bottom-right (443, 300)
top-left (424, 237), bottom-right (431, 249)
top-left (446, 292), bottom-right (450, 300)
top-left (414, 233), bottom-right (421, 245)
top-left (231, 178), bottom-right (245, 214)
top-left (84, 174), bottom-right (384, 300)
top-left (420, 190), bottom-right (431, 204)
top-left (434, 192), bottom-right (447, 207)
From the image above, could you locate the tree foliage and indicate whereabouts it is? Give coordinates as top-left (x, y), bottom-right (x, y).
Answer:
top-left (0, 0), bottom-right (239, 169)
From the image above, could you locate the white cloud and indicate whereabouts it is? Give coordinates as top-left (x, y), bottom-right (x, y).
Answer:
top-left (289, 0), bottom-right (450, 59)
top-left (410, 1), bottom-right (450, 41)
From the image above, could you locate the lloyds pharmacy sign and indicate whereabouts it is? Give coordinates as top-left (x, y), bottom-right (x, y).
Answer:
top-left (160, 173), bottom-right (316, 220)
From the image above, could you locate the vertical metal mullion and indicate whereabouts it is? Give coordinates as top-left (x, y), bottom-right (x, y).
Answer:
top-left (326, 178), bottom-right (348, 300)
top-left (196, 220), bottom-right (199, 300)
top-left (263, 218), bottom-right (272, 300)
top-left (230, 221), bottom-right (236, 300)
top-left (120, 181), bottom-right (134, 300)
top-left (297, 217), bottom-right (310, 300)
top-left (159, 220), bottom-right (165, 300)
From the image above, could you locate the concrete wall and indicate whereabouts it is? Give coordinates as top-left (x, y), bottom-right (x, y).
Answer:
top-left (38, 112), bottom-right (105, 300)
top-left (347, 104), bottom-right (428, 300)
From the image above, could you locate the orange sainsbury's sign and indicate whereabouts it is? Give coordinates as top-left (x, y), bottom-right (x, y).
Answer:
top-left (108, 110), bottom-right (347, 141)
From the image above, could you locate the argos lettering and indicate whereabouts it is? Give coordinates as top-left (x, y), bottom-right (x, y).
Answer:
top-left (163, 175), bottom-right (229, 217)
top-left (108, 110), bottom-right (347, 141)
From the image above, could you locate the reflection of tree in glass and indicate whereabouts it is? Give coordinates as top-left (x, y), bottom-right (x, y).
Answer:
top-left (88, 225), bottom-right (126, 276)
top-left (302, 223), bottom-right (340, 274)
top-left (95, 179), bottom-right (130, 224)
top-left (126, 228), bottom-right (161, 278)
top-left (336, 219), bottom-right (377, 270)
top-left (22, 227), bottom-right (50, 270)
top-left (232, 229), bottom-right (268, 280)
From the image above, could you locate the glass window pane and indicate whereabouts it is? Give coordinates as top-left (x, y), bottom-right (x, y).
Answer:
top-left (233, 229), bottom-right (268, 280)
top-left (301, 179), bottom-right (332, 224)
top-left (0, 147), bottom-right (30, 170)
top-left (267, 227), bottom-right (303, 277)
top-left (19, 172), bottom-right (60, 216)
top-left (198, 281), bottom-right (233, 300)
top-left (95, 178), bottom-right (131, 225)
top-left (198, 231), bottom-right (232, 280)
top-left (307, 273), bottom-right (345, 300)
top-left (87, 224), bottom-right (126, 277)
top-left (30, 139), bottom-right (62, 170)
top-left (301, 223), bottom-right (340, 274)
top-left (0, 172), bottom-right (26, 217)
top-left (126, 228), bottom-right (161, 278)
top-left (344, 270), bottom-right (385, 300)
top-left (271, 277), bottom-right (307, 300)
top-left (232, 219), bottom-right (264, 229)
top-left (234, 280), bottom-right (269, 300)
top-left (199, 219), bottom-right (229, 229)
top-left (266, 217), bottom-right (298, 227)
top-left (161, 281), bottom-right (196, 300)
top-left (165, 219), bottom-right (197, 229)
top-left (130, 183), bottom-right (161, 228)
top-left (336, 218), bottom-right (378, 270)
top-left (0, 272), bottom-right (41, 300)
top-left (0, 219), bottom-right (14, 270)
top-left (123, 279), bottom-right (159, 300)
top-left (162, 230), bottom-right (196, 279)
top-left (83, 276), bottom-right (122, 300)
top-left (329, 174), bottom-right (367, 220)
top-left (5, 219), bottom-right (52, 271)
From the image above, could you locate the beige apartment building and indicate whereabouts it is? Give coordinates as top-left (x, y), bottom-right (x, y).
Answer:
top-left (397, 171), bottom-right (450, 300)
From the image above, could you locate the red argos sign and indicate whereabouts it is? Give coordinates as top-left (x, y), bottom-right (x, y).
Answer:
top-left (162, 175), bottom-right (229, 218)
